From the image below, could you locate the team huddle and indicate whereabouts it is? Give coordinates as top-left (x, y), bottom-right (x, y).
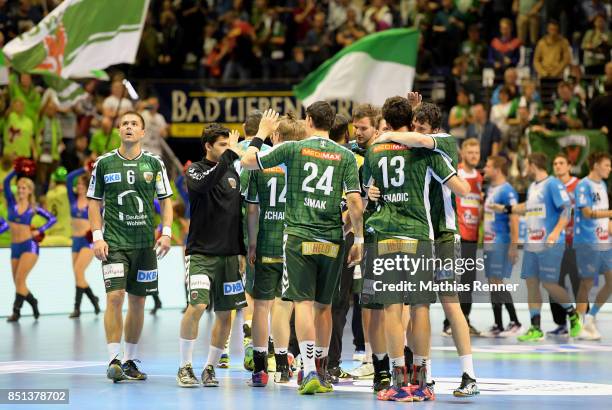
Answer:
top-left (84, 93), bottom-right (611, 402)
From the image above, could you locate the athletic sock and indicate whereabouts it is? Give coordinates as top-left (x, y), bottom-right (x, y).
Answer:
top-left (364, 343), bottom-right (372, 363)
top-left (299, 341), bottom-right (316, 374)
top-left (589, 304), bottom-right (601, 318)
top-left (179, 338), bottom-right (195, 366)
top-left (124, 343), bottom-right (138, 361)
top-left (314, 346), bottom-right (329, 360)
top-left (404, 346), bottom-right (413, 367)
top-left (274, 348), bottom-right (289, 367)
top-left (425, 358), bottom-right (432, 384)
top-left (253, 347), bottom-right (267, 372)
top-left (206, 346), bottom-right (224, 367)
top-left (107, 343), bottom-right (122, 362)
top-left (390, 356), bottom-right (405, 368)
top-left (561, 303), bottom-right (576, 317)
top-left (505, 302), bottom-right (520, 323)
top-left (493, 303), bottom-right (503, 329)
top-left (375, 352), bottom-right (386, 361)
top-left (529, 308), bottom-right (541, 328)
top-left (459, 354), bottom-right (475, 379)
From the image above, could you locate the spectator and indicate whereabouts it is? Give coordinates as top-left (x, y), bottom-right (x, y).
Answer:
top-left (567, 64), bottom-right (587, 102)
top-left (595, 61), bottom-right (612, 95)
top-left (102, 81), bottom-right (134, 119)
top-left (508, 79), bottom-right (541, 121)
top-left (34, 93), bottom-right (62, 197)
top-left (581, 0), bottom-right (608, 26)
top-left (490, 86), bottom-right (513, 137)
top-left (89, 116), bottom-right (121, 158)
top-left (581, 14), bottom-right (609, 75)
top-left (200, 21), bottom-right (223, 78)
top-left (362, 0), bottom-right (393, 34)
top-left (73, 79), bottom-right (98, 138)
top-left (12, 0), bottom-right (43, 34)
top-left (444, 56), bottom-right (469, 110)
top-left (491, 67), bottom-right (519, 105)
top-left (448, 88), bottom-right (472, 140)
top-left (135, 12), bottom-right (160, 75)
top-left (416, 33), bottom-right (434, 79)
top-left (461, 24), bottom-right (487, 76)
top-left (433, 0), bottom-right (464, 67)
top-left (221, 12), bottom-right (257, 80)
top-left (466, 103), bottom-right (501, 168)
top-left (256, 7), bottom-right (286, 79)
top-left (327, 0), bottom-right (361, 32)
top-left (140, 97), bottom-right (169, 156)
top-left (589, 81), bottom-right (612, 146)
top-left (513, 0), bottom-right (543, 47)
top-left (57, 105), bottom-right (77, 153)
top-left (551, 81), bottom-right (587, 130)
top-left (61, 134), bottom-right (90, 172)
top-left (158, 10), bottom-right (185, 76)
top-left (3, 98), bottom-right (34, 160)
top-left (335, 8), bottom-right (366, 48)
top-left (488, 18), bottom-right (521, 73)
top-left (303, 12), bottom-right (333, 71)
top-left (293, 0), bottom-right (317, 43)
top-left (533, 20), bottom-right (571, 78)
top-left (285, 46), bottom-right (310, 78)
top-left (8, 72), bottom-right (41, 127)
top-left (407, 0), bottom-right (434, 33)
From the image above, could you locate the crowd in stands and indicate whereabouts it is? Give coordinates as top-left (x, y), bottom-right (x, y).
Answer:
top-left (0, 1), bottom-right (610, 245)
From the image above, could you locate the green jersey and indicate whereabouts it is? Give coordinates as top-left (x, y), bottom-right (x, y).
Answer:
top-left (429, 133), bottom-right (459, 237)
top-left (246, 165), bottom-right (286, 257)
top-left (87, 149), bottom-right (173, 250)
top-left (363, 142), bottom-right (457, 240)
top-left (256, 136), bottom-right (360, 242)
top-left (3, 112), bottom-right (34, 158)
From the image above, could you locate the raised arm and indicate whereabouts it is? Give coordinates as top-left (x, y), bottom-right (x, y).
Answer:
top-left (3, 170), bottom-right (17, 206)
top-left (186, 150), bottom-right (239, 195)
top-left (66, 167), bottom-right (86, 205)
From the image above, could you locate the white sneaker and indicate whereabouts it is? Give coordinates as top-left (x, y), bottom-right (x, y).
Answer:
top-left (482, 325), bottom-right (504, 338)
top-left (347, 362), bottom-right (374, 379)
top-left (500, 321), bottom-right (522, 337)
top-left (579, 315), bottom-right (601, 341)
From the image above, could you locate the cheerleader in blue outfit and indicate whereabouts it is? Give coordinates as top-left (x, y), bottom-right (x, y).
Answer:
top-left (66, 166), bottom-right (101, 318)
top-left (4, 169), bottom-right (56, 322)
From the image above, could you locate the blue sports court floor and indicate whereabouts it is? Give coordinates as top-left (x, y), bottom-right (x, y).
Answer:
top-left (1, 306), bottom-right (611, 409)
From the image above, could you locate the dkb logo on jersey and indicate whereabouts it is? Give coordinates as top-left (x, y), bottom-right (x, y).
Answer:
top-left (104, 173), bottom-right (122, 184)
top-left (223, 280), bottom-right (244, 295)
top-left (137, 269), bottom-right (158, 282)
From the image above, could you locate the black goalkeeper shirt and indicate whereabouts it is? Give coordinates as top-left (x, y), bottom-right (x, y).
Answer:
top-left (185, 150), bottom-right (245, 256)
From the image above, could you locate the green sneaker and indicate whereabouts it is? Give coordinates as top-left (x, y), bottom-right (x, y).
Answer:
top-left (517, 326), bottom-right (544, 342)
top-left (298, 371), bottom-right (322, 395)
top-left (243, 345), bottom-right (254, 371)
top-left (568, 313), bottom-right (582, 338)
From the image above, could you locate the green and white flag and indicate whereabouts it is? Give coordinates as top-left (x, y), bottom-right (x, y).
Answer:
top-left (2, 0), bottom-right (150, 79)
top-left (294, 29), bottom-right (419, 106)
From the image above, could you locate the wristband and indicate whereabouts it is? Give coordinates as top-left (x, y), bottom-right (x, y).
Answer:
top-left (353, 265), bottom-right (362, 280)
top-left (353, 236), bottom-right (364, 245)
top-left (92, 229), bottom-right (103, 242)
top-left (249, 137), bottom-right (264, 150)
top-left (162, 226), bottom-right (172, 237)
top-left (503, 205), bottom-right (513, 214)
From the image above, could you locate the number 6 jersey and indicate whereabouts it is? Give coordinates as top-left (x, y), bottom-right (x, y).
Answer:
top-left (87, 149), bottom-right (173, 250)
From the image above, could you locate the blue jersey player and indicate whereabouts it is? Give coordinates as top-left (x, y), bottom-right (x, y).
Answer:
top-left (482, 156), bottom-right (522, 337)
top-left (492, 153), bottom-right (581, 342)
top-left (574, 152), bottom-right (612, 341)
